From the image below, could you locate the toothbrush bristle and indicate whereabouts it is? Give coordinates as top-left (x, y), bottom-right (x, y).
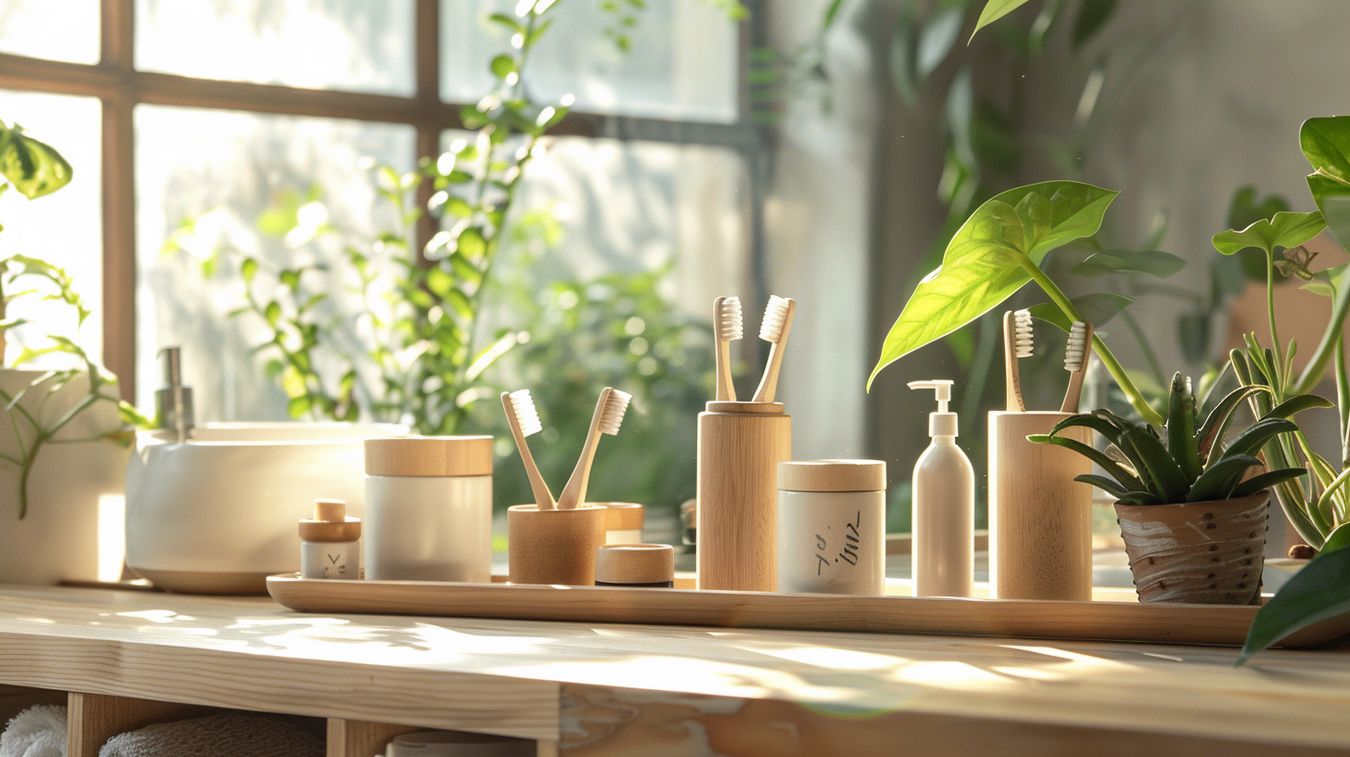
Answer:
top-left (1065, 321), bottom-right (1089, 371)
top-left (598, 389), bottom-right (632, 436)
top-left (759, 295), bottom-right (791, 342)
top-left (508, 389), bottom-right (543, 436)
top-left (1013, 309), bottom-right (1034, 359)
top-left (718, 296), bottom-right (744, 341)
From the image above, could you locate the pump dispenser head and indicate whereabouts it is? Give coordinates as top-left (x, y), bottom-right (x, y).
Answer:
top-left (908, 380), bottom-right (958, 438)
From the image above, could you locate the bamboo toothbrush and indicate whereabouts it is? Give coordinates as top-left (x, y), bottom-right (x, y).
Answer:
top-left (751, 295), bottom-right (796, 403)
top-left (556, 386), bottom-right (633, 510)
top-left (1003, 309), bottom-right (1034, 412)
top-left (501, 390), bottom-right (556, 510)
top-left (1059, 321), bottom-right (1094, 413)
top-left (714, 295), bottom-right (743, 401)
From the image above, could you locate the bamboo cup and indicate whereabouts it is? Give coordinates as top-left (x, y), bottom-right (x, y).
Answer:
top-left (696, 401), bottom-right (792, 591)
top-left (507, 504), bottom-right (606, 585)
top-left (988, 411), bottom-right (1093, 600)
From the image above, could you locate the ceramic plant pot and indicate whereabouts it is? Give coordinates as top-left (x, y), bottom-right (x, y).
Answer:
top-left (1114, 492), bottom-right (1269, 605)
top-left (0, 368), bottom-right (130, 585)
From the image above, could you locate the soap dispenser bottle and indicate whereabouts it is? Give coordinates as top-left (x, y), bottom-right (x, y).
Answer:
top-left (908, 380), bottom-right (974, 598)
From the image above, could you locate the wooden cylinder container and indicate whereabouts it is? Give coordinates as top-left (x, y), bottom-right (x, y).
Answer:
top-left (988, 411), bottom-right (1093, 600)
top-left (696, 401), bottom-right (792, 591)
top-left (507, 504), bottom-right (606, 586)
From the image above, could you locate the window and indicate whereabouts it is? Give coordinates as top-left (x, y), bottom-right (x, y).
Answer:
top-left (0, 0), bottom-right (760, 420)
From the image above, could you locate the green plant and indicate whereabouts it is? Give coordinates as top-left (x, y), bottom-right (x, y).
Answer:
top-left (1214, 117), bottom-right (1350, 550)
top-left (1032, 373), bottom-right (1321, 505)
top-left (0, 120), bottom-right (148, 518)
top-left (170, 1), bottom-right (574, 434)
top-left (868, 178), bottom-right (1167, 425)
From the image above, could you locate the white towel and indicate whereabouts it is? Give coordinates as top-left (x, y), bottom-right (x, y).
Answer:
top-left (0, 704), bottom-right (66, 757)
top-left (98, 713), bottom-right (321, 757)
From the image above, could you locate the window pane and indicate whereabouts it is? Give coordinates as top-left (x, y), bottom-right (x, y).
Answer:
top-left (135, 0), bottom-right (415, 95)
top-left (441, 1), bottom-right (738, 122)
top-left (0, 0), bottom-right (99, 64)
top-left (0, 90), bottom-right (102, 365)
top-left (466, 135), bottom-right (747, 514)
top-left (134, 106), bottom-right (414, 420)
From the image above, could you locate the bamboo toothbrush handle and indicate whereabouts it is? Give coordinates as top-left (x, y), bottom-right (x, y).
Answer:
top-left (716, 339), bottom-right (735, 402)
top-left (501, 394), bottom-right (555, 510)
top-left (1003, 311), bottom-right (1025, 413)
top-left (1059, 324), bottom-right (1094, 413)
top-left (751, 299), bottom-right (796, 403)
top-left (557, 388), bottom-right (610, 510)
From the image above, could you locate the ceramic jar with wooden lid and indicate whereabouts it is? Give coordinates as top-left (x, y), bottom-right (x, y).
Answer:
top-left (776, 459), bottom-right (887, 595)
top-left (364, 436), bottom-right (493, 582)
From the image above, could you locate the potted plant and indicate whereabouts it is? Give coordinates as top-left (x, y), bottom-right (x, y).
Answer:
top-left (1, 118), bottom-right (145, 584)
top-left (1032, 373), bottom-right (1324, 604)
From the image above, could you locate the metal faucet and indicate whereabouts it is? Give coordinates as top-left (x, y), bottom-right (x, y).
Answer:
top-left (156, 346), bottom-right (194, 443)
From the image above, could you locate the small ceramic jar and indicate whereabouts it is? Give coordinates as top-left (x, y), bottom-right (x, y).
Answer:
top-left (600, 502), bottom-right (644, 544)
top-left (298, 499), bottom-right (361, 580)
top-left (776, 459), bottom-right (887, 595)
top-left (364, 436), bottom-right (493, 582)
top-left (595, 544), bottom-right (674, 588)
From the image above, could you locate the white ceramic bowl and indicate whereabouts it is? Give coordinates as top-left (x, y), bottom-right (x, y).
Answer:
top-left (125, 422), bottom-right (405, 594)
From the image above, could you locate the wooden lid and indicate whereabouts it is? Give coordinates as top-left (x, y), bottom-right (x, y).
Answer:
top-left (364, 436), bottom-right (493, 477)
top-left (299, 498), bottom-right (362, 542)
top-left (704, 401), bottom-right (785, 415)
top-left (600, 502), bottom-right (645, 530)
top-left (594, 544), bottom-right (674, 584)
top-left (778, 459), bottom-right (886, 493)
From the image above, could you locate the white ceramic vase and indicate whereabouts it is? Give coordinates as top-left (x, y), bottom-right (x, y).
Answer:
top-left (125, 422), bottom-right (405, 594)
top-left (0, 368), bottom-right (130, 585)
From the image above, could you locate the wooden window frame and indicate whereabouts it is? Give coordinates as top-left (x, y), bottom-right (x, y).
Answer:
top-left (0, 0), bottom-right (763, 402)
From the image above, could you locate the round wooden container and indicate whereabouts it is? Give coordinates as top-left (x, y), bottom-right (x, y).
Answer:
top-left (988, 411), bottom-right (1093, 601)
top-left (599, 502), bottom-right (645, 545)
top-left (696, 401), bottom-right (792, 591)
top-left (595, 544), bottom-right (674, 587)
top-left (507, 504), bottom-right (606, 586)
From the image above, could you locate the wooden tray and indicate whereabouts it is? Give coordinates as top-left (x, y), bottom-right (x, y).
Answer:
top-left (266, 574), bottom-right (1350, 649)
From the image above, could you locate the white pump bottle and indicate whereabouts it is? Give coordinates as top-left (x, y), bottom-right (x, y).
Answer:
top-left (908, 380), bottom-right (974, 598)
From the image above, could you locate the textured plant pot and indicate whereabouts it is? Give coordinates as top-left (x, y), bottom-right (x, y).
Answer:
top-left (1115, 493), bottom-right (1269, 605)
top-left (0, 368), bottom-right (129, 585)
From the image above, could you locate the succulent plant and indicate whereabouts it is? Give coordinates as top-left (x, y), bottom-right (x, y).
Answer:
top-left (1031, 372), bottom-right (1327, 505)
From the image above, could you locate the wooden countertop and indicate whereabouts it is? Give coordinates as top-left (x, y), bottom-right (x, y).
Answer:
top-left (1, 584), bottom-right (1348, 752)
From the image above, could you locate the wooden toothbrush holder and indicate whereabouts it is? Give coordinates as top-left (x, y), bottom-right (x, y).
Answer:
top-left (697, 401), bottom-right (792, 591)
top-left (988, 411), bottom-right (1093, 601)
top-left (507, 504), bottom-right (607, 586)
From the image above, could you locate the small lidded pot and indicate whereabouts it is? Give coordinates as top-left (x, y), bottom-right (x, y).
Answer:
top-left (299, 498), bottom-right (361, 580)
top-left (595, 544), bottom-right (675, 588)
top-left (776, 459), bottom-right (887, 595)
top-left (600, 502), bottom-right (645, 545)
top-left (364, 436), bottom-right (493, 582)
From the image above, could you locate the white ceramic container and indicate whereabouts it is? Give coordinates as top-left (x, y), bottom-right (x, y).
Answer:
top-left (364, 436), bottom-right (493, 582)
top-left (776, 459), bottom-right (886, 595)
top-left (125, 422), bottom-right (404, 594)
top-left (0, 369), bottom-right (129, 585)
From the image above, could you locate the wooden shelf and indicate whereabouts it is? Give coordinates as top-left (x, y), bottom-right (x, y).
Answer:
top-left (0, 583), bottom-right (1348, 755)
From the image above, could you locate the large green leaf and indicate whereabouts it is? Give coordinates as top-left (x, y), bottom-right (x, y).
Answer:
top-left (1301, 117), bottom-right (1350, 249)
top-left (970, 0), bottom-right (1036, 42)
top-left (1028, 292), bottom-right (1131, 332)
top-left (1238, 545), bottom-right (1350, 665)
top-left (869, 181), bottom-right (1118, 387)
top-left (1071, 249), bottom-right (1185, 278)
top-left (1211, 211), bottom-right (1326, 257)
top-left (0, 122), bottom-right (73, 200)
